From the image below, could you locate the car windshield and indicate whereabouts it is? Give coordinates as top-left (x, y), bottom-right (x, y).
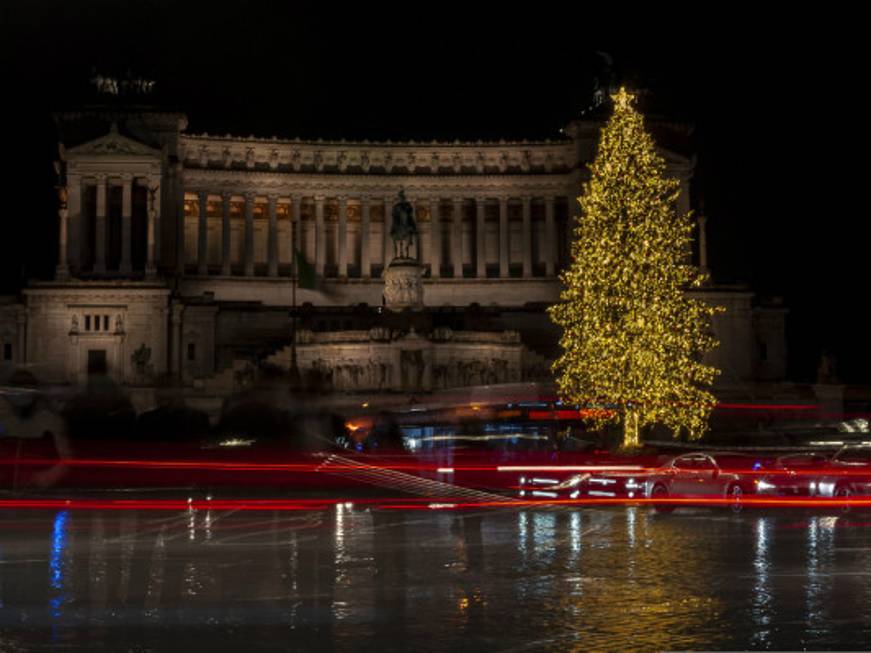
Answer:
top-left (834, 447), bottom-right (871, 463)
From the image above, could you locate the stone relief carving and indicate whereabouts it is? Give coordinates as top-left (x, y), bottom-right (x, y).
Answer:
top-left (245, 147), bottom-right (255, 169)
top-left (544, 153), bottom-right (554, 173)
top-left (269, 149), bottom-right (279, 170)
top-left (383, 270), bottom-right (422, 308)
top-left (368, 327), bottom-right (392, 342)
top-left (520, 150), bottom-right (531, 172)
top-left (131, 343), bottom-right (152, 380)
top-left (431, 327), bottom-right (452, 341)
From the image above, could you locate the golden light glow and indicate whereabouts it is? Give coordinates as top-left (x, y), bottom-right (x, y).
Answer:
top-left (548, 87), bottom-right (722, 449)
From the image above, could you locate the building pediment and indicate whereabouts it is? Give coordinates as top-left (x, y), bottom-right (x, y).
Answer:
top-left (67, 124), bottom-right (160, 159)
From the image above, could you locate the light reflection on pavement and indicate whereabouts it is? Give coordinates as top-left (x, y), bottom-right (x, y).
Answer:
top-left (2, 504), bottom-right (871, 651)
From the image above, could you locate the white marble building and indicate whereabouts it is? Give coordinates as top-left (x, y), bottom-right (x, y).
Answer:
top-left (0, 103), bottom-right (787, 394)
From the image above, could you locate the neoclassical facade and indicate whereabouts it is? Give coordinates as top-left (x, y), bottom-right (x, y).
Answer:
top-left (0, 102), bottom-right (787, 396)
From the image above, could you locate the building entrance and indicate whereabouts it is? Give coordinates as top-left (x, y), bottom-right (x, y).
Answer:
top-left (87, 349), bottom-right (107, 377)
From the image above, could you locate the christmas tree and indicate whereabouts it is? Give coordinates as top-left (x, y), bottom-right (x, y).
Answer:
top-left (548, 87), bottom-right (722, 449)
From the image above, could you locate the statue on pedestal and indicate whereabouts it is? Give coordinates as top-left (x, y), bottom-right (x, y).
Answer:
top-left (390, 189), bottom-right (418, 259)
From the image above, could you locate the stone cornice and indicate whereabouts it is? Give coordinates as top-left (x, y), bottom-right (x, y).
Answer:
top-left (181, 169), bottom-right (574, 197)
top-left (24, 281), bottom-right (171, 304)
top-left (180, 135), bottom-right (575, 176)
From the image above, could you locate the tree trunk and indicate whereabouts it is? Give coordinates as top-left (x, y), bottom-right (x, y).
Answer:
top-left (621, 409), bottom-right (641, 450)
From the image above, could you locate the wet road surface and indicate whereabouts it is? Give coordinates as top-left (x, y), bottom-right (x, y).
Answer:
top-left (2, 502), bottom-right (871, 651)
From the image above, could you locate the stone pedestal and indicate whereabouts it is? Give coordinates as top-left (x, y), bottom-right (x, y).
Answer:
top-left (813, 383), bottom-right (845, 421)
top-left (383, 257), bottom-right (423, 310)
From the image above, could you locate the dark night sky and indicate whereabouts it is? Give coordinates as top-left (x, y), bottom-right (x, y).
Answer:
top-left (0, 2), bottom-right (863, 383)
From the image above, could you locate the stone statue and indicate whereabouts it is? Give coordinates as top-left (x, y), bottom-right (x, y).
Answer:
top-left (147, 185), bottom-right (159, 213)
top-left (70, 314), bottom-right (79, 333)
top-left (390, 189), bottom-right (418, 259)
top-left (132, 343), bottom-right (152, 376)
top-left (817, 350), bottom-right (839, 384)
top-left (53, 152), bottom-right (67, 210)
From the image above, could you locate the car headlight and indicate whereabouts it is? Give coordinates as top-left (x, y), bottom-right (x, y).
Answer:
top-left (755, 480), bottom-right (775, 491)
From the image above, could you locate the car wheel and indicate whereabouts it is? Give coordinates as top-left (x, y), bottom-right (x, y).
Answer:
top-left (651, 483), bottom-right (674, 513)
top-left (835, 485), bottom-right (852, 513)
top-left (727, 483), bottom-right (744, 514)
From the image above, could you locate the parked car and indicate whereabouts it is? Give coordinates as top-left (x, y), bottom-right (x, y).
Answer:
top-left (816, 444), bottom-right (871, 505)
top-left (753, 452), bottom-right (830, 497)
top-left (644, 452), bottom-right (762, 512)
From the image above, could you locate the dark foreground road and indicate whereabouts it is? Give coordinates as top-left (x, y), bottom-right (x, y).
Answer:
top-left (2, 499), bottom-right (871, 651)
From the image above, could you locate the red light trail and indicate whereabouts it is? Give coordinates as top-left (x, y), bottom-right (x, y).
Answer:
top-left (2, 495), bottom-right (871, 512)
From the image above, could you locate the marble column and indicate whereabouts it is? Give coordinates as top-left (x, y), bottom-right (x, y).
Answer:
top-left (221, 192), bottom-right (232, 276)
top-left (56, 205), bottom-right (69, 280)
top-left (521, 195), bottom-right (532, 278)
top-left (337, 196), bottom-right (348, 278)
top-left (175, 163), bottom-right (185, 276)
top-left (244, 192), bottom-right (255, 276)
top-left (197, 190), bottom-right (209, 276)
top-left (267, 194), bottom-right (279, 277)
top-left (499, 196), bottom-right (509, 278)
top-left (171, 303), bottom-right (184, 376)
top-left (678, 178), bottom-right (691, 218)
top-left (315, 196), bottom-right (325, 276)
top-left (429, 197), bottom-right (441, 278)
top-left (452, 197), bottom-right (463, 278)
top-left (544, 195), bottom-right (556, 277)
top-left (290, 195), bottom-right (301, 271)
top-left (94, 174), bottom-right (107, 273)
top-left (120, 175), bottom-right (133, 273)
top-left (67, 174), bottom-right (81, 271)
top-left (383, 197), bottom-right (392, 265)
top-left (476, 197), bottom-right (486, 278)
top-left (145, 181), bottom-right (158, 279)
top-left (361, 198), bottom-right (371, 278)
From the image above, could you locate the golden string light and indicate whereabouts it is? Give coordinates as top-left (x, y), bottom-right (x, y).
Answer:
top-left (548, 87), bottom-right (723, 449)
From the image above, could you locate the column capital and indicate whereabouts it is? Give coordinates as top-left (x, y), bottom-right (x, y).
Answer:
top-left (244, 191), bottom-right (256, 202)
top-left (314, 194), bottom-right (326, 203)
top-left (267, 192), bottom-right (280, 202)
top-left (222, 190), bottom-right (233, 201)
top-left (120, 172), bottom-right (134, 182)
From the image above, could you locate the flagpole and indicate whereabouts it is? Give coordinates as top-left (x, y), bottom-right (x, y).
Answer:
top-left (290, 248), bottom-right (299, 385)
